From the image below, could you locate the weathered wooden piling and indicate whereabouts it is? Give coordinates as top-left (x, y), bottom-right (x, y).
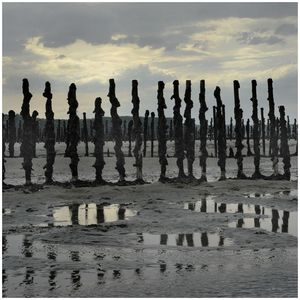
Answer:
top-left (143, 110), bottom-right (149, 157)
top-left (83, 112), bottom-right (89, 156)
top-left (17, 120), bottom-right (22, 143)
top-left (214, 86), bottom-right (226, 180)
top-left (3, 114), bottom-right (6, 183)
top-left (128, 120), bottom-right (133, 157)
top-left (279, 106), bottom-right (291, 180)
top-left (157, 81), bottom-right (168, 181)
top-left (8, 110), bottom-right (16, 157)
top-left (199, 80), bottom-right (208, 181)
top-left (43, 81), bottom-right (56, 184)
top-left (171, 80), bottom-right (186, 178)
top-left (169, 120), bottom-right (173, 141)
top-left (108, 79), bottom-right (126, 182)
top-left (184, 80), bottom-right (195, 178)
top-left (131, 80), bottom-right (143, 182)
top-left (150, 112), bottom-right (155, 157)
top-left (20, 79), bottom-right (34, 185)
top-left (65, 83), bottom-right (80, 182)
top-left (267, 78), bottom-right (280, 177)
top-left (250, 80), bottom-right (264, 179)
top-left (261, 108), bottom-right (266, 156)
top-left (233, 80), bottom-right (247, 179)
top-left (287, 116), bottom-right (291, 139)
top-left (32, 110), bottom-right (39, 158)
top-left (229, 117), bottom-right (233, 140)
top-left (213, 106), bottom-right (218, 157)
top-left (246, 119), bottom-right (252, 156)
top-left (62, 120), bottom-right (66, 143)
top-left (92, 97), bottom-right (106, 183)
top-left (89, 120), bottom-right (93, 142)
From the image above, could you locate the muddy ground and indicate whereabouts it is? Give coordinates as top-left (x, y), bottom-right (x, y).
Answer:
top-left (2, 141), bottom-right (298, 297)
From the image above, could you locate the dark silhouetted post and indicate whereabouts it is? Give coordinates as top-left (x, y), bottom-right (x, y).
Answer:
top-left (108, 79), bottom-right (126, 182)
top-left (214, 86), bottom-right (226, 180)
top-left (279, 106), bottom-right (291, 180)
top-left (20, 79), bottom-right (34, 185)
top-left (150, 112), bottom-right (155, 157)
top-left (131, 80), bottom-right (143, 182)
top-left (43, 82), bottom-right (56, 184)
top-left (17, 120), bottom-right (22, 143)
top-left (123, 119), bottom-right (127, 141)
top-left (199, 80), bottom-right (208, 181)
top-left (8, 110), bottom-right (16, 157)
top-left (213, 106), bottom-right (218, 157)
top-left (233, 80), bottom-right (247, 179)
top-left (261, 108), bottom-right (266, 156)
top-left (128, 120), bottom-right (133, 157)
top-left (184, 80), bottom-right (195, 179)
top-left (229, 117), bottom-right (233, 140)
top-left (2, 114), bottom-right (6, 183)
top-left (169, 120), bottom-right (173, 141)
top-left (143, 110), bottom-right (149, 157)
top-left (89, 119), bottom-right (93, 142)
top-left (65, 83), bottom-right (80, 182)
top-left (105, 120), bottom-right (109, 141)
top-left (157, 81), bottom-right (168, 181)
top-left (250, 80), bottom-right (264, 179)
top-left (171, 80), bottom-right (185, 178)
top-left (93, 97), bottom-right (105, 183)
top-left (267, 78), bottom-right (279, 177)
top-left (287, 116), bottom-right (291, 140)
top-left (83, 112), bottom-right (89, 156)
top-left (32, 110), bottom-right (39, 158)
top-left (246, 119), bottom-right (252, 156)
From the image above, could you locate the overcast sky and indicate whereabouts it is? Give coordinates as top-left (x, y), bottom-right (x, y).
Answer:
top-left (2, 2), bottom-right (298, 122)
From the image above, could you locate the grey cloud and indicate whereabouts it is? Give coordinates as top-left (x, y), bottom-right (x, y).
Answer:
top-left (275, 23), bottom-right (298, 35)
top-left (3, 2), bottom-right (297, 53)
top-left (237, 32), bottom-right (284, 45)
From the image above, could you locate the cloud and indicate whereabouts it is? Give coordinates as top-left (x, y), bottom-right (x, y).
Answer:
top-left (275, 23), bottom-right (298, 35)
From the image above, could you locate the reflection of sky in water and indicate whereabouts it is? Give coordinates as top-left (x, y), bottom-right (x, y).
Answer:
top-left (138, 232), bottom-right (233, 247)
top-left (52, 203), bottom-right (137, 226)
top-left (184, 195), bottom-right (297, 237)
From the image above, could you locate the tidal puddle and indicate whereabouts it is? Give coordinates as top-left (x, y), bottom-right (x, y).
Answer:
top-left (244, 189), bottom-right (297, 198)
top-left (3, 208), bottom-right (12, 215)
top-left (40, 203), bottom-right (137, 227)
top-left (137, 232), bottom-right (233, 248)
top-left (184, 197), bottom-right (297, 237)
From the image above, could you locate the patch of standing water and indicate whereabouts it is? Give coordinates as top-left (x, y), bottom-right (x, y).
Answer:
top-left (38, 203), bottom-right (137, 227)
top-left (137, 232), bottom-right (233, 248)
top-left (184, 195), bottom-right (297, 237)
top-left (244, 189), bottom-right (297, 198)
top-left (3, 208), bottom-right (12, 215)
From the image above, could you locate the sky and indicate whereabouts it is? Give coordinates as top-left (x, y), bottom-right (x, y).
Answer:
top-left (2, 2), bottom-right (298, 122)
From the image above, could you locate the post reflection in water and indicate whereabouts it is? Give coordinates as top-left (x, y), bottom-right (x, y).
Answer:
top-left (138, 232), bottom-right (232, 247)
top-left (22, 235), bottom-right (33, 258)
top-left (185, 197), bottom-right (297, 237)
top-left (3, 235), bottom-right (7, 254)
top-left (71, 270), bottom-right (81, 290)
top-left (52, 203), bottom-right (137, 226)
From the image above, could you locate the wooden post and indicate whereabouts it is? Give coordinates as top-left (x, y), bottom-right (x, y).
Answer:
top-left (143, 110), bottom-right (149, 157)
top-left (83, 112), bottom-right (89, 156)
top-left (213, 106), bottom-right (218, 157)
top-left (150, 112), bottom-right (155, 157)
top-left (260, 108), bottom-right (266, 156)
top-left (43, 81), bottom-right (56, 184)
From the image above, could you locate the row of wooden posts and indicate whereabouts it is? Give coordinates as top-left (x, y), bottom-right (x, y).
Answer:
top-left (2, 78), bottom-right (293, 186)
